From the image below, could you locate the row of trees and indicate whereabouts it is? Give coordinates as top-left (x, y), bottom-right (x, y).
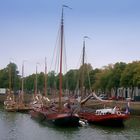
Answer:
top-left (0, 61), bottom-right (140, 96)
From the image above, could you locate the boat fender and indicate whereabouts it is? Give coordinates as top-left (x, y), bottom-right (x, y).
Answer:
top-left (79, 119), bottom-right (88, 127)
top-left (117, 111), bottom-right (121, 115)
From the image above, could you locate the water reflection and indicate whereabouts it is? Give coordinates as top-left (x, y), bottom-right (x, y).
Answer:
top-left (0, 107), bottom-right (140, 140)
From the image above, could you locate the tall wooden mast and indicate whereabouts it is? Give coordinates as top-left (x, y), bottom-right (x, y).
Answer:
top-left (44, 57), bottom-right (47, 97)
top-left (9, 62), bottom-right (11, 95)
top-left (21, 61), bottom-right (24, 102)
top-left (81, 38), bottom-right (85, 101)
top-left (35, 63), bottom-right (38, 96)
top-left (21, 60), bottom-right (27, 102)
top-left (59, 5), bottom-right (71, 110)
top-left (82, 39), bottom-right (85, 67)
top-left (59, 7), bottom-right (64, 110)
top-left (81, 36), bottom-right (90, 101)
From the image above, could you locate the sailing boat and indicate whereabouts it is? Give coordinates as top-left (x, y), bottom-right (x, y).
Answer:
top-left (35, 5), bottom-right (80, 126)
top-left (4, 62), bottom-right (18, 111)
top-left (17, 61), bottom-right (31, 112)
top-left (4, 62), bottom-right (31, 112)
top-left (30, 58), bottom-right (50, 121)
top-left (78, 38), bottom-right (130, 126)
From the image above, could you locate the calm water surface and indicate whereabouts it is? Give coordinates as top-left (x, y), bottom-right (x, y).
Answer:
top-left (0, 107), bottom-right (140, 140)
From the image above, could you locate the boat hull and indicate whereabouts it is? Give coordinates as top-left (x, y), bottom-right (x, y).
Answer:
top-left (4, 107), bottom-right (17, 112)
top-left (30, 109), bottom-right (46, 121)
top-left (79, 112), bottom-right (129, 126)
top-left (49, 114), bottom-right (80, 126)
top-left (40, 109), bottom-right (80, 127)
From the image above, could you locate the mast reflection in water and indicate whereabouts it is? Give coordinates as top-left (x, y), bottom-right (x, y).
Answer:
top-left (0, 108), bottom-right (140, 140)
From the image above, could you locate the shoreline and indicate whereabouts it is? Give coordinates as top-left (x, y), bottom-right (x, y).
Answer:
top-left (0, 94), bottom-right (140, 115)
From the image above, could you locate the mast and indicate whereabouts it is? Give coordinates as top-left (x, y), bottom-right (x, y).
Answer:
top-left (21, 60), bottom-right (27, 102)
top-left (81, 38), bottom-right (85, 101)
top-left (82, 40), bottom-right (85, 66)
top-left (81, 36), bottom-right (89, 101)
top-left (59, 7), bottom-right (64, 110)
top-left (9, 62), bottom-right (11, 95)
top-left (59, 5), bottom-right (71, 110)
top-left (35, 65), bottom-right (37, 95)
top-left (21, 61), bottom-right (24, 102)
top-left (44, 57), bottom-right (47, 97)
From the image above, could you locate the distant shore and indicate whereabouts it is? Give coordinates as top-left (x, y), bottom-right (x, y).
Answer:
top-left (0, 94), bottom-right (140, 115)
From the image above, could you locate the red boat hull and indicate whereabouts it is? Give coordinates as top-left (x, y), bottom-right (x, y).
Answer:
top-left (30, 109), bottom-right (46, 121)
top-left (30, 107), bottom-right (80, 126)
top-left (39, 108), bottom-right (80, 126)
top-left (79, 112), bottom-right (129, 126)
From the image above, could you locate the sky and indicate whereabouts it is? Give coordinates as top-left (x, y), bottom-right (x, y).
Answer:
top-left (0, 0), bottom-right (140, 76)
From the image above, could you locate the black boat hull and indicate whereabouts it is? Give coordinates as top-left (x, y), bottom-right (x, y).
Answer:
top-left (52, 116), bottom-right (80, 126)
top-left (45, 112), bottom-right (80, 127)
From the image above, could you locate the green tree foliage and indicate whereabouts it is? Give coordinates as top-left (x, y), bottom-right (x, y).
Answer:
top-left (37, 72), bottom-right (45, 92)
top-left (93, 67), bottom-right (112, 92)
top-left (133, 63), bottom-right (140, 88)
top-left (120, 61), bottom-right (140, 88)
top-left (107, 62), bottom-right (126, 95)
top-left (78, 63), bottom-right (93, 90)
top-left (0, 63), bottom-right (20, 91)
top-left (89, 68), bottom-right (100, 89)
top-left (47, 71), bottom-right (56, 89)
top-left (1, 61), bottom-right (140, 97)
top-left (0, 68), bottom-right (9, 88)
top-left (92, 62), bottom-right (126, 95)
top-left (64, 69), bottom-right (78, 91)
top-left (25, 74), bottom-right (35, 92)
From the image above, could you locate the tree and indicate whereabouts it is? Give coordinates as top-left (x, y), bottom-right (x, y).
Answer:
top-left (120, 61), bottom-right (140, 97)
top-left (0, 68), bottom-right (9, 88)
top-left (0, 63), bottom-right (20, 91)
top-left (38, 72), bottom-right (45, 92)
top-left (107, 62), bottom-right (126, 96)
top-left (47, 71), bottom-right (56, 89)
top-left (64, 69), bottom-right (78, 91)
top-left (25, 74), bottom-right (35, 92)
top-left (93, 65), bottom-right (113, 95)
top-left (78, 63), bottom-right (93, 90)
top-left (89, 68), bottom-right (100, 90)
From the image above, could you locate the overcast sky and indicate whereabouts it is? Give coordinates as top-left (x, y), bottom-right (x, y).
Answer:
top-left (0, 0), bottom-right (140, 76)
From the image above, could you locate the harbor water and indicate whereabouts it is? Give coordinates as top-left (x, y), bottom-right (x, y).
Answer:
top-left (0, 107), bottom-right (140, 140)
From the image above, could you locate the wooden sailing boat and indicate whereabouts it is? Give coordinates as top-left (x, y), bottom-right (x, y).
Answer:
top-left (30, 58), bottom-right (50, 121)
top-left (17, 61), bottom-right (31, 112)
top-left (78, 38), bottom-right (130, 126)
top-left (4, 62), bottom-right (18, 111)
top-left (33, 5), bottom-right (80, 126)
top-left (4, 62), bottom-right (31, 112)
top-left (79, 94), bottom-right (130, 126)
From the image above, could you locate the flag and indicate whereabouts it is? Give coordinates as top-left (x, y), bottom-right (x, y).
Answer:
top-left (62, 5), bottom-right (72, 10)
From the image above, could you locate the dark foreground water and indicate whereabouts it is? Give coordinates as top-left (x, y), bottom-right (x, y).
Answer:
top-left (0, 108), bottom-right (140, 140)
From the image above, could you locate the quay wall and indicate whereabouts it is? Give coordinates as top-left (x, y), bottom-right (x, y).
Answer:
top-left (0, 94), bottom-right (140, 115)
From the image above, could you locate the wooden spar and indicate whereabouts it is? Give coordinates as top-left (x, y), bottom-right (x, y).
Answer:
top-left (44, 57), bottom-right (47, 97)
top-left (81, 39), bottom-right (85, 101)
top-left (35, 64), bottom-right (38, 96)
top-left (21, 62), bottom-right (24, 94)
top-left (9, 62), bottom-right (11, 95)
top-left (82, 40), bottom-right (85, 67)
top-left (80, 36), bottom-right (90, 102)
top-left (21, 61), bottom-right (24, 102)
top-left (59, 7), bottom-right (64, 110)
